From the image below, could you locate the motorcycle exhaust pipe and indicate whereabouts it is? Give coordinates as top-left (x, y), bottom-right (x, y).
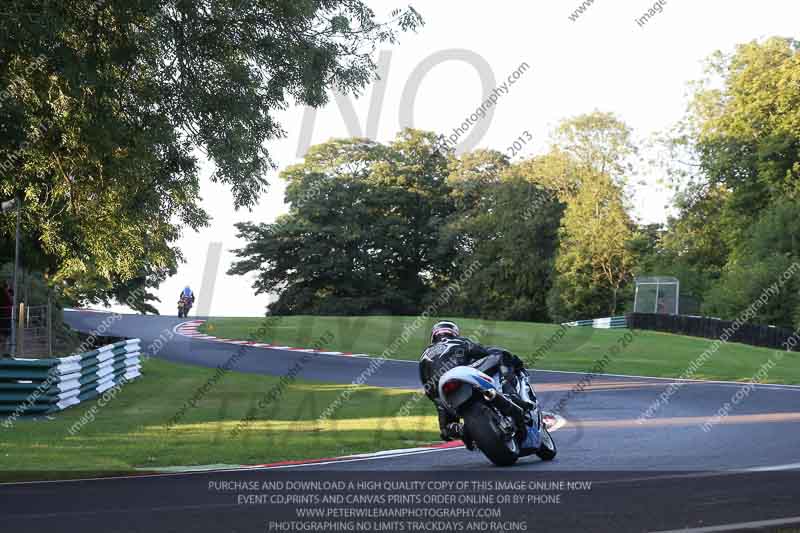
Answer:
top-left (484, 388), bottom-right (525, 425)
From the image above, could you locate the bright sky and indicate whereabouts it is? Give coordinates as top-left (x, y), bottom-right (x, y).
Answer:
top-left (112, 0), bottom-right (800, 317)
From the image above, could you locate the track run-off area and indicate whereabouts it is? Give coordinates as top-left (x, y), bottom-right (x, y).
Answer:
top-left (1, 310), bottom-right (800, 532)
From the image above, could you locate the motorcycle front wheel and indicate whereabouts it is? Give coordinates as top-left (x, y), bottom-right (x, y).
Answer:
top-left (536, 425), bottom-right (557, 461)
top-left (463, 402), bottom-right (519, 467)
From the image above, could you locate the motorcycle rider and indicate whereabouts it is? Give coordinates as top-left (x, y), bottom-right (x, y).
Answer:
top-left (179, 286), bottom-right (195, 309)
top-left (419, 320), bottom-right (533, 443)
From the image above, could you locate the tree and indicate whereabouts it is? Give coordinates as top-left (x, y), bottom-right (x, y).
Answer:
top-left (649, 37), bottom-right (800, 316)
top-left (547, 173), bottom-right (636, 321)
top-left (509, 148), bottom-right (583, 201)
top-left (553, 111), bottom-right (638, 185)
top-left (441, 150), bottom-right (564, 321)
top-left (674, 37), bottom-right (800, 252)
top-left (633, 183), bottom-right (732, 309)
top-left (0, 0), bottom-right (422, 311)
top-left (543, 112), bottom-right (639, 321)
top-left (229, 129), bottom-right (453, 315)
top-left (703, 200), bottom-right (800, 328)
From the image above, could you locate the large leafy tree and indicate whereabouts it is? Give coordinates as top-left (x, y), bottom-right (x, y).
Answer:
top-left (442, 150), bottom-right (563, 321)
top-left (645, 183), bottom-right (732, 305)
top-left (553, 110), bottom-right (637, 186)
top-left (229, 129), bottom-right (453, 315)
top-left (0, 0), bottom-right (421, 311)
top-left (649, 37), bottom-right (800, 317)
top-left (232, 139), bottom-right (569, 320)
top-left (510, 148), bottom-right (583, 201)
top-left (702, 200), bottom-right (800, 328)
top-left (663, 37), bottom-right (800, 255)
top-left (544, 113), bottom-right (639, 321)
top-left (690, 38), bottom-right (800, 224)
top-left (547, 172), bottom-right (636, 321)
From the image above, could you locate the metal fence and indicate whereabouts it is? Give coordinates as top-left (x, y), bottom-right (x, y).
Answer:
top-left (1, 275), bottom-right (56, 358)
top-left (2, 304), bottom-right (53, 358)
top-left (633, 276), bottom-right (680, 315)
top-left (626, 312), bottom-right (798, 351)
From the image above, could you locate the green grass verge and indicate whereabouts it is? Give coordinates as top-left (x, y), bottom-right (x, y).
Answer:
top-left (0, 358), bottom-right (438, 481)
top-left (201, 316), bottom-right (800, 384)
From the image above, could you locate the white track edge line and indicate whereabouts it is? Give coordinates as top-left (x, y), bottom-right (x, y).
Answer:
top-left (737, 462), bottom-right (800, 472)
top-left (649, 515), bottom-right (800, 533)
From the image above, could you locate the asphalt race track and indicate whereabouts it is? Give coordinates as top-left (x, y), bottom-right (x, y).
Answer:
top-left (2, 310), bottom-right (800, 532)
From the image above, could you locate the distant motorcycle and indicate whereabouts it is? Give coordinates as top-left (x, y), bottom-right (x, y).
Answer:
top-left (177, 295), bottom-right (192, 318)
top-left (438, 354), bottom-right (556, 466)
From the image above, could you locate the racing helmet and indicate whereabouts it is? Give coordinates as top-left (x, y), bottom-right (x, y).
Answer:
top-left (430, 321), bottom-right (460, 344)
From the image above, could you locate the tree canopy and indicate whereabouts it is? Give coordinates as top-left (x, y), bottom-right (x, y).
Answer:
top-left (441, 149), bottom-right (563, 321)
top-left (642, 37), bottom-right (800, 328)
top-left (231, 125), bottom-right (627, 322)
top-left (230, 130), bottom-right (452, 315)
top-left (0, 0), bottom-right (421, 312)
top-left (229, 36), bottom-right (800, 328)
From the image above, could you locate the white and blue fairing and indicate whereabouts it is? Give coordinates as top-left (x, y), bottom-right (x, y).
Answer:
top-left (438, 366), bottom-right (497, 405)
top-left (439, 365), bottom-right (542, 454)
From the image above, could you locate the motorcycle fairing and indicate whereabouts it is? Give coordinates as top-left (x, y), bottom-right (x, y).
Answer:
top-left (519, 414), bottom-right (542, 454)
top-left (438, 366), bottom-right (496, 409)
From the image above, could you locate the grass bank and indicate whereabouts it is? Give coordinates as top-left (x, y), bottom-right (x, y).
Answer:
top-left (0, 357), bottom-right (438, 481)
top-left (201, 316), bottom-right (800, 384)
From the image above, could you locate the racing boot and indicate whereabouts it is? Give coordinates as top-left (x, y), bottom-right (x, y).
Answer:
top-left (436, 402), bottom-right (474, 449)
top-left (440, 422), bottom-right (464, 442)
top-left (437, 406), bottom-right (463, 442)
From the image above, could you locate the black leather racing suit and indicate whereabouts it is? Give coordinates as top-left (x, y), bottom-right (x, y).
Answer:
top-left (418, 336), bottom-right (527, 439)
top-left (179, 291), bottom-right (195, 306)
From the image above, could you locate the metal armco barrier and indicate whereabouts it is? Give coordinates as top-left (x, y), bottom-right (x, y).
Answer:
top-left (562, 316), bottom-right (628, 329)
top-left (0, 339), bottom-right (142, 416)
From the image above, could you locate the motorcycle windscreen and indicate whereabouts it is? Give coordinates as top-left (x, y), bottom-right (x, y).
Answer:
top-left (443, 383), bottom-right (474, 410)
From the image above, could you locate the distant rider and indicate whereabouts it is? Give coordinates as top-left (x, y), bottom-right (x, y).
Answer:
top-left (418, 321), bottom-right (532, 443)
top-left (180, 286), bottom-right (195, 307)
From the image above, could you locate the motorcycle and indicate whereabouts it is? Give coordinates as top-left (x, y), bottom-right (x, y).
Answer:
top-left (177, 295), bottom-right (192, 318)
top-left (438, 353), bottom-right (556, 466)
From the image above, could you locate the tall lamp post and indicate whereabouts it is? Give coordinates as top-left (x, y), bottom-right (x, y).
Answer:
top-left (2, 196), bottom-right (20, 356)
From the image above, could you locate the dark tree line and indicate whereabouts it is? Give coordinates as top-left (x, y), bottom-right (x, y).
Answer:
top-left (230, 120), bottom-right (635, 322)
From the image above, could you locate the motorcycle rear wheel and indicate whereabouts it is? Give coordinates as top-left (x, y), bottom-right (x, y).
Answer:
top-left (463, 402), bottom-right (519, 467)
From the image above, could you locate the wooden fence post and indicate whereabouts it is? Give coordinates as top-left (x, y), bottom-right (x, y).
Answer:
top-left (47, 294), bottom-right (53, 357)
top-left (17, 302), bottom-right (25, 357)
